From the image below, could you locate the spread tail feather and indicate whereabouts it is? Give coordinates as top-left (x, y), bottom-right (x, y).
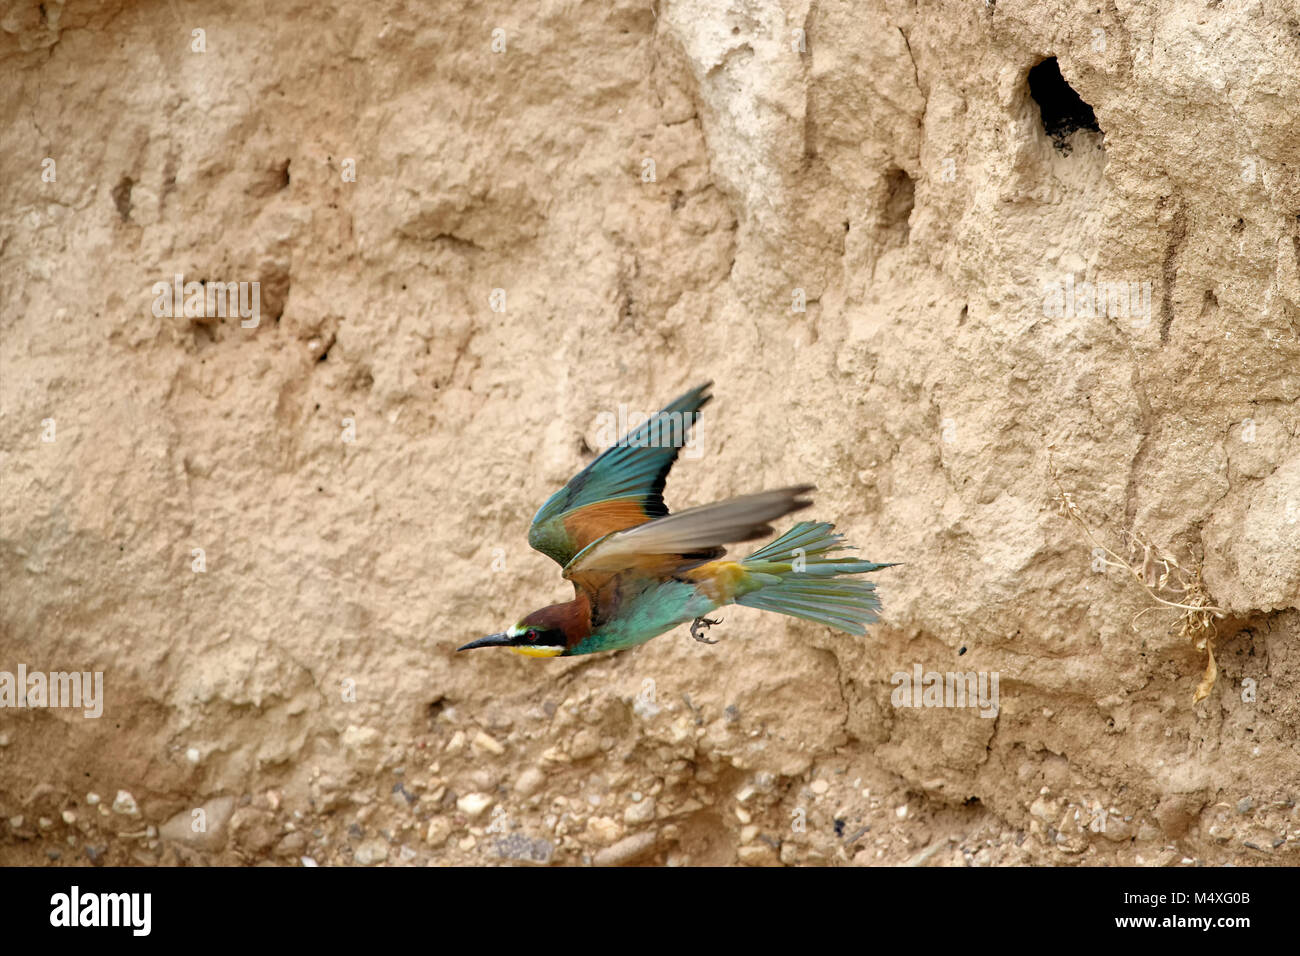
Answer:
top-left (737, 521), bottom-right (897, 635)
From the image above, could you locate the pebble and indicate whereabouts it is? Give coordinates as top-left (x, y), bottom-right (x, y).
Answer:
top-left (86, 793), bottom-right (100, 806)
top-left (186, 747), bottom-right (201, 765)
top-left (1029, 796), bottom-right (1057, 824)
top-left (494, 833), bottom-right (555, 864)
top-left (810, 780), bottom-right (830, 796)
top-left (540, 746), bottom-right (568, 763)
top-left (275, 832), bottom-right (308, 857)
top-left (353, 838), bottom-right (389, 865)
top-left (425, 817), bottom-right (452, 848)
top-left (737, 843), bottom-right (780, 866)
top-left (9, 815), bottom-right (23, 829)
top-left (300, 856), bottom-right (318, 867)
top-left (112, 791), bottom-right (140, 816)
top-left (586, 816), bottom-right (621, 845)
top-left (62, 810), bottom-right (76, 825)
top-left (1236, 797), bottom-right (1254, 815)
top-left (456, 793), bottom-right (492, 819)
top-left (593, 831), bottom-right (657, 867)
top-left (515, 766), bottom-right (546, 798)
top-left (159, 796), bottom-right (236, 850)
top-left (570, 728), bottom-right (601, 760)
top-left (472, 731), bottom-right (505, 756)
top-left (624, 799), bottom-right (656, 825)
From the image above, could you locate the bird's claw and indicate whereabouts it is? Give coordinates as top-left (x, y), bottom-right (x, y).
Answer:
top-left (690, 616), bottom-right (723, 644)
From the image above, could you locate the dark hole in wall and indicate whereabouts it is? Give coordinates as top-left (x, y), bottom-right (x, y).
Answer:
top-left (426, 697), bottom-right (447, 726)
top-left (1028, 57), bottom-right (1100, 150)
top-left (1200, 289), bottom-right (1219, 318)
top-left (111, 176), bottom-right (134, 221)
top-left (880, 166), bottom-right (915, 246)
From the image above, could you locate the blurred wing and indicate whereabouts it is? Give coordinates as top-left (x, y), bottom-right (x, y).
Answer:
top-left (527, 382), bottom-right (712, 568)
top-left (564, 485), bottom-right (815, 582)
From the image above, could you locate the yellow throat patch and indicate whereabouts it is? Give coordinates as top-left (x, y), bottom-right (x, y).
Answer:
top-left (509, 644), bottom-right (564, 659)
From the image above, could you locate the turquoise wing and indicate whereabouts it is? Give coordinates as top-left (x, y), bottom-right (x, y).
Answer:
top-left (527, 382), bottom-right (712, 567)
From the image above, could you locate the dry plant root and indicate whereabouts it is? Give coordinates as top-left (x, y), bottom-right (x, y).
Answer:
top-left (1048, 454), bottom-right (1225, 703)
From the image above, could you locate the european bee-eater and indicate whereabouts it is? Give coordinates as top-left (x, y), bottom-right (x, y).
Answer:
top-left (459, 382), bottom-right (895, 658)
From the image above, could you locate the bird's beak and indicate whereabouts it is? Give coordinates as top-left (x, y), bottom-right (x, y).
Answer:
top-left (457, 632), bottom-right (514, 651)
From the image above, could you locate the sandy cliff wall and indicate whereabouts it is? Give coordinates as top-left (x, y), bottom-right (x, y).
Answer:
top-left (1, 0), bottom-right (1297, 866)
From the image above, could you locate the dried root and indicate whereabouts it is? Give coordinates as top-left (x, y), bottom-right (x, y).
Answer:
top-left (1048, 455), bottom-right (1224, 703)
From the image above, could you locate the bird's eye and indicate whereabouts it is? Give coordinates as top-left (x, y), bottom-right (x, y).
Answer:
top-left (526, 630), bottom-right (536, 642)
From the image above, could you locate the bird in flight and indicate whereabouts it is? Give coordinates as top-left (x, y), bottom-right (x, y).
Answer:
top-left (458, 382), bottom-right (895, 658)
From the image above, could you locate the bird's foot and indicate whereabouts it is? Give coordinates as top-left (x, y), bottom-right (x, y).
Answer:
top-left (690, 616), bottom-right (723, 644)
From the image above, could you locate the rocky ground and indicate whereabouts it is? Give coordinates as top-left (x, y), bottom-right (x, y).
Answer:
top-left (4, 679), bottom-right (1297, 866)
top-left (2, 0), bottom-right (1297, 866)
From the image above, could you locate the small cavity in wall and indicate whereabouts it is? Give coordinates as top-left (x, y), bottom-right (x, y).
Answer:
top-left (1027, 57), bottom-right (1102, 153)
